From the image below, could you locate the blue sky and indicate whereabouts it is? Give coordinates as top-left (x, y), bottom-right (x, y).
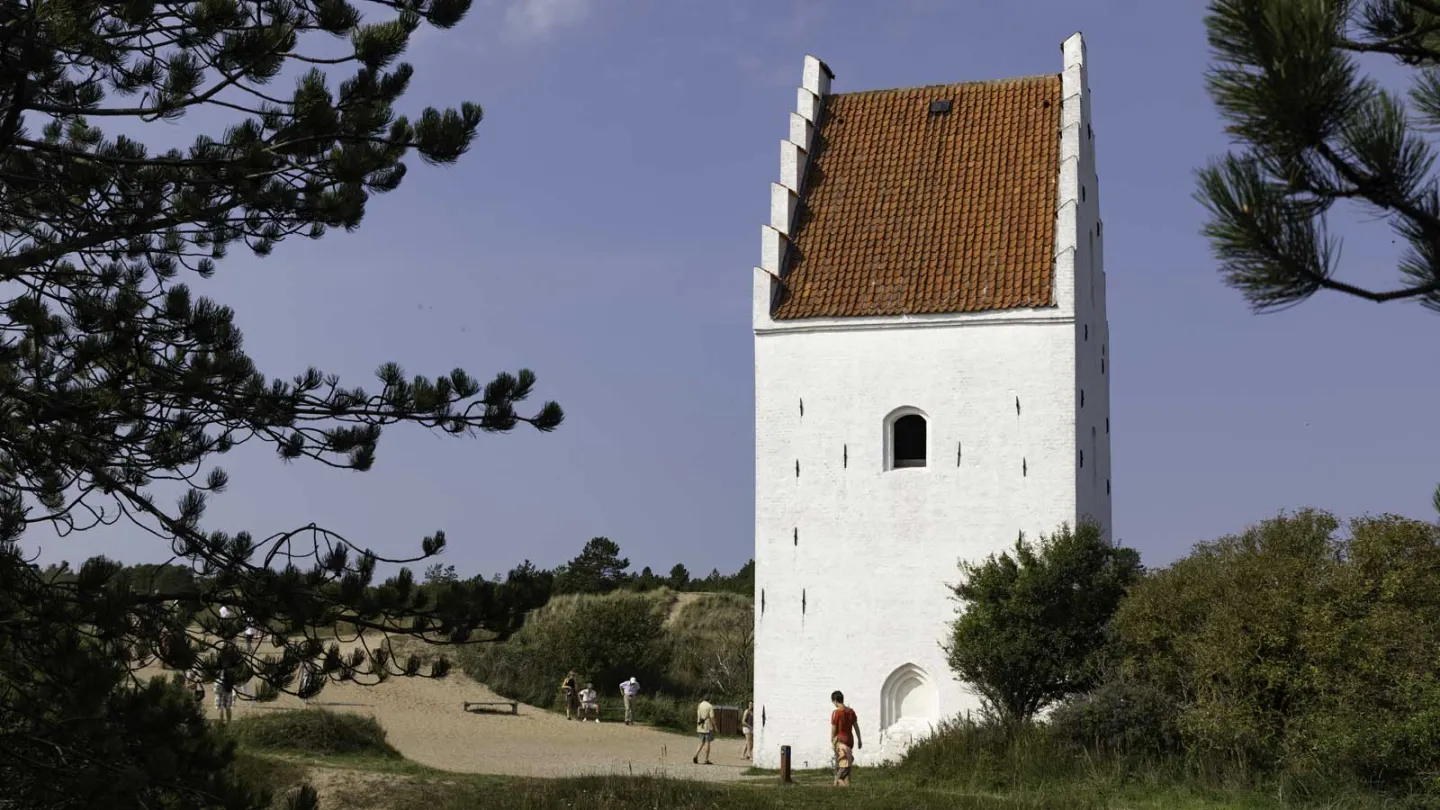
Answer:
top-left (36, 0), bottom-right (1438, 579)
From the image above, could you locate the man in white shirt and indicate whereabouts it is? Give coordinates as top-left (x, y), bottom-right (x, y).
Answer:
top-left (693, 694), bottom-right (715, 765)
top-left (619, 677), bottom-right (641, 725)
top-left (579, 683), bottom-right (599, 722)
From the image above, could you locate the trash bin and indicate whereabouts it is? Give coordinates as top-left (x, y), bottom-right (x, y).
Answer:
top-left (713, 705), bottom-right (741, 736)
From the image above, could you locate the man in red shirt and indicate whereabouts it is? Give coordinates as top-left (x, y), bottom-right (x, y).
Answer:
top-left (829, 690), bottom-right (862, 786)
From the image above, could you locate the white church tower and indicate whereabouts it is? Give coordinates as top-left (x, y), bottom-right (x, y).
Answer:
top-left (751, 33), bottom-right (1111, 770)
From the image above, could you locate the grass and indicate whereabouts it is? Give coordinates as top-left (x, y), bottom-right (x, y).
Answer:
top-left (232, 739), bottom-right (1405, 810)
top-left (251, 749), bottom-right (1400, 810)
top-left (230, 710), bottom-right (1429, 810)
top-left (226, 709), bottom-right (402, 758)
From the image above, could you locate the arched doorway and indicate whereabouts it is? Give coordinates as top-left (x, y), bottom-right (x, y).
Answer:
top-left (879, 663), bottom-right (939, 752)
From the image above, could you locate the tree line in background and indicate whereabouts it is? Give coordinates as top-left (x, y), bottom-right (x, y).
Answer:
top-left (35, 535), bottom-right (754, 623)
top-left (422, 536), bottom-right (754, 599)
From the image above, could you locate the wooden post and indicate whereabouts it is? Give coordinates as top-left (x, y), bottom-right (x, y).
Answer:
top-left (779, 745), bottom-right (792, 784)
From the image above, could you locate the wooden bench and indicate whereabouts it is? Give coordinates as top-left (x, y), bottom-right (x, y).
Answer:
top-left (462, 700), bottom-right (519, 715)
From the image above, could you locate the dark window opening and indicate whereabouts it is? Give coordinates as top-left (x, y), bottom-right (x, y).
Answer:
top-left (795, 459), bottom-right (800, 478)
top-left (843, 444), bottom-right (848, 468)
top-left (1080, 450), bottom-right (1084, 469)
top-left (793, 527), bottom-right (797, 546)
top-left (761, 589), bottom-right (765, 613)
top-left (1106, 479), bottom-right (1111, 495)
top-left (802, 589), bottom-right (807, 614)
top-left (1023, 458), bottom-right (1028, 477)
top-left (956, 442), bottom-right (962, 466)
top-left (1101, 357), bottom-right (1106, 374)
top-left (1084, 324), bottom-right (1088, 341)
top-left (892, 414), bottom-right (927, 469)
top-left (1106, 417), bottom-right (1110, 434)
top-left (1081, 390), bottom-right (1085, 407)
top-left (799, 398), bottom-right (804, 417)
top-left (1082, 185), bottom-right (1087, 201)
top-left (929, 99), bottom-right (952, 115)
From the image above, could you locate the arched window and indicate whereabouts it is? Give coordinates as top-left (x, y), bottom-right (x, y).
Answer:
top-left (884, 408), bottom-right (928, 470)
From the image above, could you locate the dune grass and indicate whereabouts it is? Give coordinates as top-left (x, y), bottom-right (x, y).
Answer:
top-left (226, 709), bottom-right (401, 759)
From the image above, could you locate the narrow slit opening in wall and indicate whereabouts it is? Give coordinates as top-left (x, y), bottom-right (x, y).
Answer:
top-left (1102, 358), bottom-right (1106, 374)
top-left (1023, 458), bottom-right (1028, 477)
top-left (1106, 417), bottom-right (1110, 434)
top-left (1082, 185), bottom-right (1086, 201)
top-left (956, 442), bottom-right (962, 466)
top-left (843, 444), bottom-right (848, 468)
top-left (799, 398), bottom-right (804, 417)
top-left (762, 707), bottom-right (766, 727)
top-left (795, 459), bottom-right (800, 478)
top-left (1080, 450), bottom-right (1084, 469)
top-left (1016, 396), bottom-right (1021, 416)
top-left (1107, 479), bottom-right (1111, 495)
top-left (761, 589), bottom-right (765, 614)
top-left (1081, 390), bottom-right (1085, 407)
top-left (802, 589), bottom-right (806, 615)
top-left (793, 527), bottom-right (797, 546)
top-left (1098, 220), bottom-right (1103, 236)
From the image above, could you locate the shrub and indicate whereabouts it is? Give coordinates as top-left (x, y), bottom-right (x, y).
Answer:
top-left (895, 718), bottom-right (1084, 791)
top-left (460, 590), bottom-right (674, 708)
top-left (1112, 510), bottom-right (1440, 791)
top-left (1047, 678), bottom-right (1182, 758)
top-left (227, 709), bottom-right (400, 758)
top-left (944, 520), bottom-right (1142, 725)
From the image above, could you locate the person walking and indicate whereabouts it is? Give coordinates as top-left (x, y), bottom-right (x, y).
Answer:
top-left (560, 672), bottom-right (579, 720)
top-left (214, 671), bottom-right (235, 725)
top-left (741, 700), bottom-right (754, 760)
top-left (693, 693), bottom-right (716, 765)
top-left (829, 690), bottom-right (861, 787)
top-left (619, 677), bottom-right (641, 725)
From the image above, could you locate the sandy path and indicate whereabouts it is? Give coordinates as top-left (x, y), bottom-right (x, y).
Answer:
top-left (143, 635), bottom-right (756, 782)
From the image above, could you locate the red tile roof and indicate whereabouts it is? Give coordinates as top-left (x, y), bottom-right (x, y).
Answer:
top-left (772, 74), bottom-right (1062, 320)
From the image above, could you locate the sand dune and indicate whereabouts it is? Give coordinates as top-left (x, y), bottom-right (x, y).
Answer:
top-left (145, 634), bottom-right (756, 782)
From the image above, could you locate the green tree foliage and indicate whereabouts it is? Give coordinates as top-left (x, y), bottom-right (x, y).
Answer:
top-left (1197, 0), bottom-right (1440, 577)
top-left (423, 563), bottom-right (458, 585)
top-left (460, 591), bottom-right (671, 707)
top-left (553, 537), bottom-right (629, 595)
top-left (461, 589), bottom-right (752, 715)
top-left (1197, 0), bottom-right (1440, 521)
top-left (1112, 509), bottom-right (1440, 785)
top-left (944, 521), bottom-right (1142, 725)
top-left (0, 0), bottom-right (563, 805)
top-left (1196, 0), bottom-right (1440, 310)
top-left (667, 563), bottom-right (691, 590)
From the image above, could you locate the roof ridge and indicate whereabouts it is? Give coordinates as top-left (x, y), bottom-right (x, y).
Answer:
top-left (830, 72), bottom-right (1058, 98)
